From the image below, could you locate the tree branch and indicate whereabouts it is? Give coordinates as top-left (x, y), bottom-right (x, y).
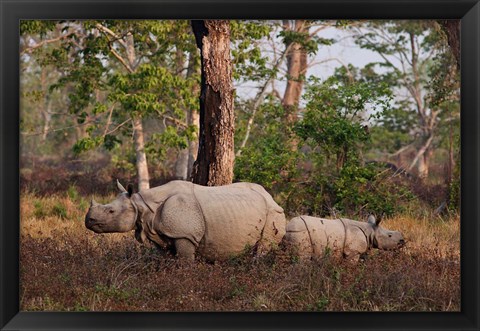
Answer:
top-left (21, 32), bottom-right (76, 55)
top-left (21, 120), bottom-right (96, 137)
top-left (95, 23), bottom-right (127, 49)
top-left (109, 46), bottom-right (134, 73)
top-left (155, 110), bottom-right (188, 128)
top-left (236, 44), bottom-right (292, 156)
top-left (408, 134), bottom-right (434, 171)
top-left (103, 104), bottom-right (115, 136)
top-left (104, 118), bottom-right (132, 136)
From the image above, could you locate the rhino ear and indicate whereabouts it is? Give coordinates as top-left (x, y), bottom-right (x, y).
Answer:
top-left (117, 179), bottom-right (127, 193)
top-left (367, 215), bottom-right (377, 226)
top-left (127, 184), bottom-right (134, 197)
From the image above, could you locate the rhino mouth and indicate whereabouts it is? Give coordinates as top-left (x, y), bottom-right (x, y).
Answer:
top-left (85, 218), bottom-right (105, 233)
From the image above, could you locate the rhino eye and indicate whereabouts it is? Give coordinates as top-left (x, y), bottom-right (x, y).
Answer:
top-left (109, 210), bottom-right (115, 214)
top-left (388, 234), bottom-right (392, 238)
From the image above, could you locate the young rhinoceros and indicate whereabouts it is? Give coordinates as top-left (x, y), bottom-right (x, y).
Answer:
top-left (283, 215), bottom-right (405, 261)
top-left (85, 180), bottom-right (286, 261)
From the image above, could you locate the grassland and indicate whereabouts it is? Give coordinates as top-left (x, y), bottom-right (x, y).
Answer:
top-left (20, 189), bottom-right (460, 312)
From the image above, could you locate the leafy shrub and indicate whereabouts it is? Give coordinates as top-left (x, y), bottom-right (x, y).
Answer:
top-left (52, 203), bottom-right (68, 219)
top-left (67, 184), bottom-right (79, 202)
top-left (33, 200), bottom-right (47, 219)
top-left (285, 163), bottom-right (415, 217)
top-left (234, 100), bottom-right (299, 192)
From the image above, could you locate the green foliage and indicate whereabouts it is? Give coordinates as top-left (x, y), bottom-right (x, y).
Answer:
top-left (235, 65), bottom-right (416, 217)
top-left (146, 125), bottom-right (191, 162)
top-left (72, 137), bottom-right (102, 155)
top-left (21, 19), bottom-right (460, 216)
top-left (308, 297), bottom-right (329, 311)
top-left (230, 21), bottom-right (273, 81)
top-left (296, 75), bottom-right (389, 158)
top-left (353, 20), bottom-right (460, 157)
top-left (235, 133), bottom-right (299, 192)
top-left (20, 21), bottom-right (57, 36)
top-left (279, 26), bottom-right (334, 55)
top-left (33, 200), bottom-right (47, 219)
top-left (448, 160), bottom-right (460, 211)
top-left (235, 100), bottom-right (299, 192)
top-left (25, 20), bottom-right (199, 170)
top-left (291, 75), bottom-right (416, 216)
top-left (52, 203), bottom-right (68, 219)
top-left (369, 103), bottom-right (417, 153)
top-left (67, 185), bottom-right (79, 202)
top-left (108, 63), bottom-right (197, 118)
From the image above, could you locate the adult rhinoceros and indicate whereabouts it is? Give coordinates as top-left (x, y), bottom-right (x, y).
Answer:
top-left (85, 180), bottom-right (286, 261)
top-left (284, 215), bottom-right (405, 261)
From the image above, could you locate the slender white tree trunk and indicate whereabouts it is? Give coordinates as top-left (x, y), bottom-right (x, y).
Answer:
top-left (175, 149), bottom-right (189, 180)
top-left (187, 109), bottom-right (199, 178)
top-left (187, 51), bottom-right (200, 180)
top-left (132, 116), bottom-right (150, 191)
top-left (174, 47), bottom-right (191, 180)
top-left (40, 69), bottom-right (51, 142)
top-left (408, 134), bottom-right (433, 179)
top-left (124, 32), bottom-right (150, 190)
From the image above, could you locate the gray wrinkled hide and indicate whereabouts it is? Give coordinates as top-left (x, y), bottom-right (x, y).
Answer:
top-left (87, 180), bottom-right (286, 261)
top-left (284, 215), bottom-right (404, 261)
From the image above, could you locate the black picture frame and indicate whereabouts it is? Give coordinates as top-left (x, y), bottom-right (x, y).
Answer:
top-left (1, 0), bottom-right (479, 330)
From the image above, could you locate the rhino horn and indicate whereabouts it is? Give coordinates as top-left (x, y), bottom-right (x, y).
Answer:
top-left (117, 179), bottom-right (128, 193)
top-left (90, 198), bottom-right (99, 207)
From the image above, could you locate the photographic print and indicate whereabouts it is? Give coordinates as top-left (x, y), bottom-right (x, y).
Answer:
top-left (19, 19), bottom-right (461, 313)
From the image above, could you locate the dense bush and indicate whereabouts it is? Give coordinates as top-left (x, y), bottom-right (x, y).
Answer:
top-left (235, 75), bottom-right (415, 217)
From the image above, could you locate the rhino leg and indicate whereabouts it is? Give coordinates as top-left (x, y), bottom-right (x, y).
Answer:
top-left (155, 193), bottom-right (205, 247)
top-left (258, 209), bottom-right (286, 254)
top-left (175, 238), bottom-right (196, 261)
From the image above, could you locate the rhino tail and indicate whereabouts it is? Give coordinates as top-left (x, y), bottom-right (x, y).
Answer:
top-left (250, 185), bottom-right (284, 213)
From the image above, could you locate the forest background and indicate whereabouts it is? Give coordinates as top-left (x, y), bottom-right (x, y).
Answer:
top-left (19, 20), bottom-right (461, 312)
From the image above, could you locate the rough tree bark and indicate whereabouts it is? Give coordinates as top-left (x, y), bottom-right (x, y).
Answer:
top-left (438, 20), bottom-right (460, 69)
top-left (190, 20), bottom-right (235, 186)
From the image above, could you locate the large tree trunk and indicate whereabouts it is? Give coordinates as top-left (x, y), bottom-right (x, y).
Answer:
top-left (438, 20), bottom-right (460, 69)
top-left (132, 116), bottom-right (150, 191)
top-left (282, 20), bottom-right (309, 126)
top-left (190, 20), bottom-right (235, 186)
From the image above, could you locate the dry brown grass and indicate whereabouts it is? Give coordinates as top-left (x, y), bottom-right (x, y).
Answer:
top-left (19, 190), bottom-right (460, 312)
